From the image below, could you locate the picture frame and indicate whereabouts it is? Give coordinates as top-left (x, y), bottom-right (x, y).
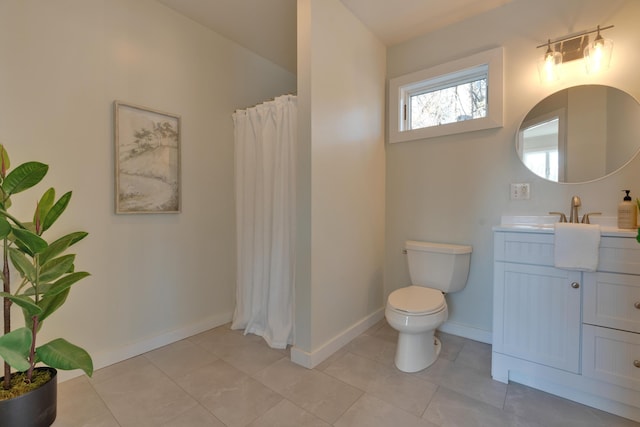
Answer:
top-left (114, 101), bottom-right (181, 214)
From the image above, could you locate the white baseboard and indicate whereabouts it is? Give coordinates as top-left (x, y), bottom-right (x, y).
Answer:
top-left (438, 320), bottom-right (492, 344)
top-left (57, 311), bottom-right (233, 383)
top-left (290, 308), bottom-right (384, 369)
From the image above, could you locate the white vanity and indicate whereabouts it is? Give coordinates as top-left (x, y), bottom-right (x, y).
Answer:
top-left (492, 216), bottom-right (640, 422)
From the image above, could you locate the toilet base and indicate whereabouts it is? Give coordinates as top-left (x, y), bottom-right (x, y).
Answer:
top-left (394, 331), bottom-right (441, 373)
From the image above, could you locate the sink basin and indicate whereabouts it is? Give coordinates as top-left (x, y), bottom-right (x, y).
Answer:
top-left (495, 215), bottom-right (638, 237)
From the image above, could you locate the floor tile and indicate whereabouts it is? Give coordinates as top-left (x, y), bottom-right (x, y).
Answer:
top-left (334, 394), bottom-right (437, 427)
top-left (370, 320), bottom-right (399, 343)
top-left (347, 333), bottom-right (397, 367)
top-left (190, 326), bottom-right (285, 375)
top-left (248, 399), bottom-right (332, 427)
top-left (436, 331), bottom-right (466, 361)
top-left (253, 357), bottom-right (312, 393)
top-left (160, 404), bottom-right (225, 426)
top-left (273, 367), bottom-right (363, 423)
top-left (504, 382), bottom-right (638, 427)
top-left (91, 359), bottom-right (199, 427)
top-left (313, 344), bottom-right (350, 371)
top-left (145, 338), bottom-right (219, 379)
top-left (176, 359), bottom-right (282, 427)
top-left (55, 376), bottom-right (119, 427)
top-left (440, 359), bottom-right (508, 409)
top-left (88, 355), bottom-right (149, 385)
top-left (454, 339), bottom-right (492, 374)
top-left (324, 352), bottom-right (437, 416)
top-left (54, 320), bottom-right (640, 427)
top-left (412, 356), bottom-right (453, 385)
top-left (423, 385), bottom-right (543, 427)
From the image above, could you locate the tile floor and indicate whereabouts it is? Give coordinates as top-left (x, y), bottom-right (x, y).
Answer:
top-left (55, 321), bottom-right (640, 427)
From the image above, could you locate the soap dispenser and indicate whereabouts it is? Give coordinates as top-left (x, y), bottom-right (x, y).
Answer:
top-left (618, 190), bottom-right (638, 229)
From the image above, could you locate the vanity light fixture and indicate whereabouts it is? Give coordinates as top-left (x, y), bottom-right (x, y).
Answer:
top-left (536, 25), bottom-right (614, 83)
top-left (584, 26), bottom-right (614, 74)
top-left (537, 39), bottom-right (562, 83)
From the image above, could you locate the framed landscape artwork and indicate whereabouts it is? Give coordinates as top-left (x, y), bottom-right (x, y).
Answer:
top-left (114, 101), bottom-right (181, 214)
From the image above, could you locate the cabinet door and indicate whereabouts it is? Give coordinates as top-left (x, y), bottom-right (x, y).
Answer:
top-left (584, 272), bottom-right (640, 333)
top-left (583, 324), bottom-right (640, 391)
top-left (494, 262), bottom-right (582, 373)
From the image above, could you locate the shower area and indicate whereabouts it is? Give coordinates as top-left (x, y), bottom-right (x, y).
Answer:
top-left (231, 94), bottom-right (297, 349)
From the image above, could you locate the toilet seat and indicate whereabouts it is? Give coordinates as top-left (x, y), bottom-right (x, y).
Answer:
top-left (387, 286), bottom-right (446, 315)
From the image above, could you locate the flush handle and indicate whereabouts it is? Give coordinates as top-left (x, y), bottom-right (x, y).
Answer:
top-left (634, 360), bottom-right (640, 368)
top-left (635, 302), bottom-right (640, 309)
top-left (571, 282), bottom-right (580, 289)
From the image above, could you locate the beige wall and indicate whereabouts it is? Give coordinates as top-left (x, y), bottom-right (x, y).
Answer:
top-left (386, 0), bottom-right (640, 341)
top-left (0, 0), bottom-right (295, 379)
top-left (294, 0), bottom-right (386, 364)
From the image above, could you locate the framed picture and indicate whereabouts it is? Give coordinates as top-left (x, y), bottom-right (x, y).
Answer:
top-left (114, 101), bottom-right (181, 214)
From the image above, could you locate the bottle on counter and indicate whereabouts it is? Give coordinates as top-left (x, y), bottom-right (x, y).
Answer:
top-left (618, 190), bottom-right (637, 229)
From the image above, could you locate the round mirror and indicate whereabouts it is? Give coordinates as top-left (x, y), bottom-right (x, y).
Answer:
top-left (516, 85), bottom-right (640, 183)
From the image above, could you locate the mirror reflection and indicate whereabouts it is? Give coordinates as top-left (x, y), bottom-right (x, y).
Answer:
top-left (516, 85), bottom-right (640, 183)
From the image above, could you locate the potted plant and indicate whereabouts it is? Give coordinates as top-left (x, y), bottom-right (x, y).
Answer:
top-left (0, 145), bottom-right (92, 426)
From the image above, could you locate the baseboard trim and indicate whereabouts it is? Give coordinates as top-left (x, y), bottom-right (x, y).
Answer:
top-left (439, 320), bottom-right (492, 344)
top-left (290, 308), bottom-right (384, 369)
top-left (57, 311), bottom-right (233, 383)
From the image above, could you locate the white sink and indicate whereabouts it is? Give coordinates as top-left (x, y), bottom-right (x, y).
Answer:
top-left (495, 215), bottom-right (638, 238)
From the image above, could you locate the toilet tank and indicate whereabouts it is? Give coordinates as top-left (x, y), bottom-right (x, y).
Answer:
top-left (405, 240), bottom-right (472, 293)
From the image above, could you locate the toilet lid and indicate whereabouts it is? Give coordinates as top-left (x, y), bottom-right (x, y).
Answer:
top-left (388, 286), bottom-right (446, 314)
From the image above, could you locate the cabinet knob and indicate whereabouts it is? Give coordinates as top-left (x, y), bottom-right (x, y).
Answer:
top-left (634, 360), bottom-right (640, 368)
top-left (635, 302), bottom-right (640, 310)
top-left (571, 282), bottom-right (580, 289)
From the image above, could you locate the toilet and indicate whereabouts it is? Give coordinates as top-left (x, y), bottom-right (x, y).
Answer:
top-left (385, 240), bottom-right (472, 373)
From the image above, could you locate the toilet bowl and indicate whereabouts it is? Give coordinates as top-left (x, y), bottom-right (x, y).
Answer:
top-left (385, 241), bottom-right (471, 373)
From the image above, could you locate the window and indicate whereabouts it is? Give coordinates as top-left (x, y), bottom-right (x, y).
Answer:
top-left (389, 47), bottom-right (503, 143)
top-left (517, 109), bottom-right (567, 182)
top-left (522, 118), bottom-right (560, 181)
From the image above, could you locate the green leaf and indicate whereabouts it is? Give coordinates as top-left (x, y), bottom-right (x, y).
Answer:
top-left (0, 292), bottom-right (42, 318)
top-left (43, 271), bottom-right (90, 297)
top-left (39, 231), bottom-right (88, 266)
top-left (35, 187), bottom-right (55, 232)
top-left (37, 338), bottom-right (93, 377)
top-left (37, 288), bottom-right (70, 323)
top-left (8, 247), bottom-right (36, 282)
top-left (41, 191), bottom-right (71, 233)
top-left (12, 227), bottom-right (48, 255)
top-left (0, 216), bottom-right (10, 239)
top-left (2, 161), bottom-right (48, 196)
top-left (39, 254), bottom-right (76, 283)
top-left (0, 327), bottom-right (32, 372)
top-left (0, 144), bottom-right (10, 176)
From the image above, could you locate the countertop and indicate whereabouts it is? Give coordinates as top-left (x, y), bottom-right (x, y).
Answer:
top-left (493, 215), bottom-right (638, 238)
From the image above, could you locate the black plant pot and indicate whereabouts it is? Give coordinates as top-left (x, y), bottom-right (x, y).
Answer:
top-left (0, 367), bottom-right (57, 427)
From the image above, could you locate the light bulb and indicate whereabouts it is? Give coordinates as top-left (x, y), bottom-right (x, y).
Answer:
top-left (584, 27), bottom-right (613, 74)
top-left (538, 41), bottom-right (561, 83)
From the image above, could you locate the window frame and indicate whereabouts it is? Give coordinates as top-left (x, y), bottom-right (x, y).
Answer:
top-left (517, 108), bottom-right (567, 182)
top-left (389, 47), bottom-right (503, 144)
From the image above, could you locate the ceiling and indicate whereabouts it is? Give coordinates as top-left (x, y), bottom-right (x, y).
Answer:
top-left (157, 0), bottom-right (514, 73)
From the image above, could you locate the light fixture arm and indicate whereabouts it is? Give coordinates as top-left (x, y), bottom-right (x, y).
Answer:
top-left (536, 25), bottom-right (614, 50)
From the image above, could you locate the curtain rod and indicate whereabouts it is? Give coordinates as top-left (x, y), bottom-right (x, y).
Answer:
top-left (234, 93), bottom-right (297, 113)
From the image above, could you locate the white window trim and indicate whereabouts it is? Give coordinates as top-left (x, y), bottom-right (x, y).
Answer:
top-left (389, 47), bottom-right (503, 144)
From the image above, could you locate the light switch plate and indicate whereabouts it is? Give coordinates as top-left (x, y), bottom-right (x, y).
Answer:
top-left (510, 183), bottom-right (530, 200)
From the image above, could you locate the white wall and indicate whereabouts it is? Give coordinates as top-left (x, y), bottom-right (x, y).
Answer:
top-left (385, 0), bottom-right (640, 342)
top-left (294, 0), bottom-right (386, 365)
top-left (0, 0), bottom-right (295, 379)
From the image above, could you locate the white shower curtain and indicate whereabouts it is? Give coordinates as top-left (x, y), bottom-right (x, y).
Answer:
top-left (231, 95), bottom-right (296, 349)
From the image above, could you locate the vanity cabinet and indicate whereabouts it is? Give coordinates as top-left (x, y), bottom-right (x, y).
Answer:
top-left (494, 262), bottom-right (581, 373)
top-left (492, 229), bottom-right (640, 422)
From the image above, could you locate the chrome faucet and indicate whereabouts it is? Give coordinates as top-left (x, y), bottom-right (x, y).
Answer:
top-left (569, 195), bottom-right (581, 223)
